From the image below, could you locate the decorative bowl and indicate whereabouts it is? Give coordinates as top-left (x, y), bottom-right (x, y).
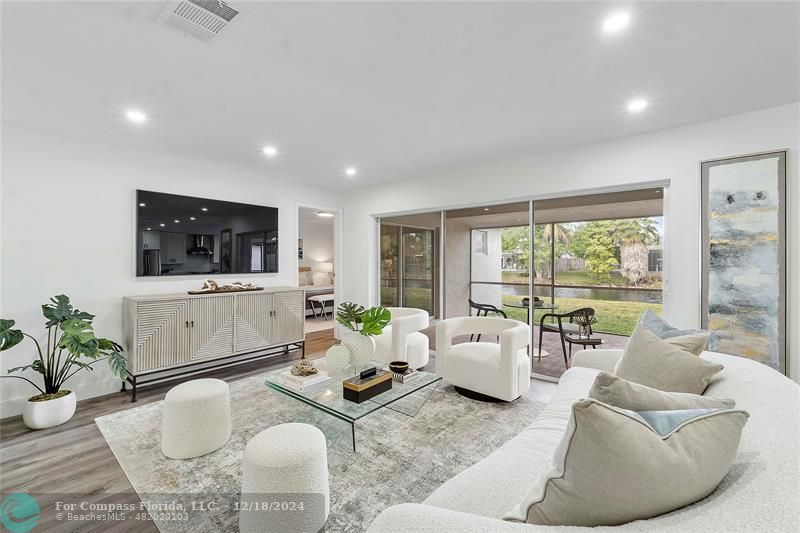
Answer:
top-left (389, 361), bottom-right (409, 374)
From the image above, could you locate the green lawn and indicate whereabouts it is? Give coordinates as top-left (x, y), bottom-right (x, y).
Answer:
top-left (501, 294), bottom-right (661, 336)
top-left (381, 286), bottom-right (660, 336)
top-left (502, 270), bottom-right (662, 289)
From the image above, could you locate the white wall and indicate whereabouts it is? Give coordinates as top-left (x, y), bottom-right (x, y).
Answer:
top-left (299, 219), bottom-right (334, 268)
top-left (341, 103), bottom-right (800, 381)
top-left (0, 126), bottom-right (342, 416)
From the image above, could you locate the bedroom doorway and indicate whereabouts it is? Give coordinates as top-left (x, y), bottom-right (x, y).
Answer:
top-left (298, 206), bottom-right (338, 334)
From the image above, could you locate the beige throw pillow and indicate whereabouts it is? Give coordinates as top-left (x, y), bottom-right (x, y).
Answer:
top-left (504, 399), bottom-right (749, 527)
top-left (615, 324), bottom-right (723, 394)
top-left (663, 331), bottom-right (710, 356)
top-left (589, 372), bottom-right (735, 411)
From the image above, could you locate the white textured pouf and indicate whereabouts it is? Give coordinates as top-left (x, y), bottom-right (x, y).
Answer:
top-left (161, 378), bottom-right (231, 460)
top-left (239, 423), bottom-right (329, 533)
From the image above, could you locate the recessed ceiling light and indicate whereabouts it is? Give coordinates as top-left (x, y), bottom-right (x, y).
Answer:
top-left (139, 202), bottom-right (146, 207)
top-left (262, 145), bottom-right (278, 158)
top-left (125, 109), bottom-right (147, 124)
top-left (146, 227), bottom-right (152, 231)
top-left (345, 167), bottom-right (358, 177)
top-left (483, 208), bottom-right (490, 211)
top-left (627, 98), bottom-right (649, 113)
top-left (159, 223), bottom-right (166, 227)
top-left (603, 11), bottom-right (631, 34)
top-left (174, 219), bottom-right (180, 223)
top-left (317, 211), bottom-right (334, 218)
top-left (201, 207), bottom-right (208, 212)
top-left (190, 216), bottom-right (196, 220)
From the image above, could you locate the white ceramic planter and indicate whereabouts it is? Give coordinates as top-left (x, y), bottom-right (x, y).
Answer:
top-left (342, 331), bottom-right (376, 368)
top-left (325, 344), bottom-right (353, 369)
top-left (23, 391), bottom-right (77, 430)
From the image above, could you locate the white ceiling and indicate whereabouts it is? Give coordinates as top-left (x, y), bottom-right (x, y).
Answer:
top-left (2, 1), bottom-right (798, 190)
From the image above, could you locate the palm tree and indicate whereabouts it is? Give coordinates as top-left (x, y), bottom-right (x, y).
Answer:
top-left (533, 224), bottom-right (572, 279)
top-left (613, 219), bottom-right (660, 286)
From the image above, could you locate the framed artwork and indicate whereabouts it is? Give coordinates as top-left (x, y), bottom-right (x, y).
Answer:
top-left (701, 150), bottom-right (787, 373)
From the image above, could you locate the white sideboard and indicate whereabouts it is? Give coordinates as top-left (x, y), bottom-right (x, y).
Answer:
top-left (122, 287), bottom-right (304, 400)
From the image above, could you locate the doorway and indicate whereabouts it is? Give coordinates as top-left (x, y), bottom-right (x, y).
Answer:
top-left (298, 206), bottom-right (338, 334)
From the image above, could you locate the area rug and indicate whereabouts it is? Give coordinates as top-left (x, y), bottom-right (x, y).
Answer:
top-left (95, 367), bottom-right (547, 532)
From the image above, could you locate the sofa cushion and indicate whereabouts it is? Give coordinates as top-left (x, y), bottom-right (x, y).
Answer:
top-left (423, 367), bottom-right (600, 518)
top-left (639, 309), bottom-right (705, 340)
top-left (504, 400), bottom-right (749, 526)
top-left (615, 324), bottom-right (723, 394)
top-left (589, 372), bottom-right (735, 411)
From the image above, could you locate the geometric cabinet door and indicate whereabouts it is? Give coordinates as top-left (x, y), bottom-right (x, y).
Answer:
top-left (234, 292), bottom-right (274, 353)
top-left (134, 299), bottom-right (191, 372)
top-left (189, 295), bottom-right (235, 361)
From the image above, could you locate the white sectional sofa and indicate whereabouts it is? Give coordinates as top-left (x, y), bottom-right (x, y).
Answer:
top-left (368, 349), bottom-right (800, 532)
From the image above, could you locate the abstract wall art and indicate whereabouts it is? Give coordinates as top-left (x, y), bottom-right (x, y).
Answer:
top-left (701, 150), bottom-right (787, 373)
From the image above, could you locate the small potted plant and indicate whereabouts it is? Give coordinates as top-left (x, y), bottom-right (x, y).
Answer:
top-left (334, 302), bottom-right (391, 368)
top-left (0, 295), bottom-right (127, 429)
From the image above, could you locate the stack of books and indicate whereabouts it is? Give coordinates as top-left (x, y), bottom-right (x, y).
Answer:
top-left (392, 369), bottom-right (422, 384)
top-left (279, 370), bottom-right (331, 392)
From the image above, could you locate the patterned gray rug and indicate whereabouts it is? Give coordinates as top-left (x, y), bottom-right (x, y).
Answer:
top-left (95, 366), bottom-right (547, 532)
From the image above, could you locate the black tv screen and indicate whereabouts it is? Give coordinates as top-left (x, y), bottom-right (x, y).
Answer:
top-left (136, 190), bottom-right (278, 277)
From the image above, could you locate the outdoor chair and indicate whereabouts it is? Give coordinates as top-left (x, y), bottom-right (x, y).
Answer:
top-left (467, 299), bottom-right (507, 341)
top-left (538, 307), bottom-right (595, 368)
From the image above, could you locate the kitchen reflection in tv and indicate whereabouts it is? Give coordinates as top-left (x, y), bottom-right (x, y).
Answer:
top-left (136, 190), bottom-right (278, 277)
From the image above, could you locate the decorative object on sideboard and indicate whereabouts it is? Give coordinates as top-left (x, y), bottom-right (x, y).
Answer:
top-left (290, 360), bottom-right (319, 377)
top-left (335, 302), bottom-right (391, 368)
top-left (0, 295), bottom-right (127, 429)
top-left (701, 150), bottom-right (787, 374)
top-left (298, 238), bottom-right (304, 260)
top-left (188, 279), bottom-right (264, 295)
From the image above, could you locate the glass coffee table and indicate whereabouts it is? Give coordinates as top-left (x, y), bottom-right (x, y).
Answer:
top-left (265, 359), bottom-right (441, 451)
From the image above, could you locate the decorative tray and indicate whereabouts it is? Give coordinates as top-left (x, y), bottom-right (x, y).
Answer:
top-left (187, 287), bottom-right (264, 295)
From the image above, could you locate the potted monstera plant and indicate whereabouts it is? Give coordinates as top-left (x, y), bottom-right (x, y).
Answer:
top-left (333, 302), bottom-right (391, 368)
top-left (0, 295), bottom-right (127, 429)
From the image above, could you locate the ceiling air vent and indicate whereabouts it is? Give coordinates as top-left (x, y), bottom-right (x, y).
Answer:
top-left (157, 0), bottom-right (242, 43)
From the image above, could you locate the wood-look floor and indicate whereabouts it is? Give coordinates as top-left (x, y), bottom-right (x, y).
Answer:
top-left (0, 329), bottom-right (336, 533)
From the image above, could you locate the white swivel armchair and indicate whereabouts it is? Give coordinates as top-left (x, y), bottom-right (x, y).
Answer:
top-left (435, 316), bottom-right (530, 402)
top-left (373, 307), bottom-right (430, 370)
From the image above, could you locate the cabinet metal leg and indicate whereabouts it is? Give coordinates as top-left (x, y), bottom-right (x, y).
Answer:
top-left (351, 423), bottom-right (356, 452)
top-left (131, 376), bottom-right (138, 403)
top-left (120, 381), bottom-right (127, 393)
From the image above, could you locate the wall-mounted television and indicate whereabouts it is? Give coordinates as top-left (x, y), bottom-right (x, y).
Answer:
top-left (136, 190), bottom-right (278, 277)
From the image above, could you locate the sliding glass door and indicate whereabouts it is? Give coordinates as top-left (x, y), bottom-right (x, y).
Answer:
top-left (379, 214), bottom-right (440, 317)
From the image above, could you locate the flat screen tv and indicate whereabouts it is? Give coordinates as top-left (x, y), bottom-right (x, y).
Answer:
top-left (136, 190), bottom-right (278, 277)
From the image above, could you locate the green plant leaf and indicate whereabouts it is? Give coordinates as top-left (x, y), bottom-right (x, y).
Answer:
top-left (42, 294), bottom-right (94, 327)
top-left (335, 302), bottom-right (365, 331)
top-left (8, 363), bottom-right (34, 373)
top-left (359, 307), bottom-right (391, 336)
top-left (106, 350), bottom-right (128, 378)
top-left (0, 319), bottom-right (25, 352)
top-left (58, 319), bottom-right (100, 358)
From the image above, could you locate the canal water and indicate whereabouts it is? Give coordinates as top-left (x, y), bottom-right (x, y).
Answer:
top-left (503, 284), bottom-right (662, 304)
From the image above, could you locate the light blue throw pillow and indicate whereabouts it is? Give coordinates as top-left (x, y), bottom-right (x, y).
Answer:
top-left (639, 310), bottom-right (703, 339)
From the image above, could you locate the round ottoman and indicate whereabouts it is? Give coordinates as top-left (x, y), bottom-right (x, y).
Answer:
top-left (161, 378), bottom-right (231, 459)
top-left (239, 423), bottom-right (329, 533)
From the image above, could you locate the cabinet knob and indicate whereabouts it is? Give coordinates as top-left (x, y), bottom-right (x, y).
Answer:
top-left (185, 321), bottom-right (189, 327)
top-left (191, 320), bottom-right (194, 327)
